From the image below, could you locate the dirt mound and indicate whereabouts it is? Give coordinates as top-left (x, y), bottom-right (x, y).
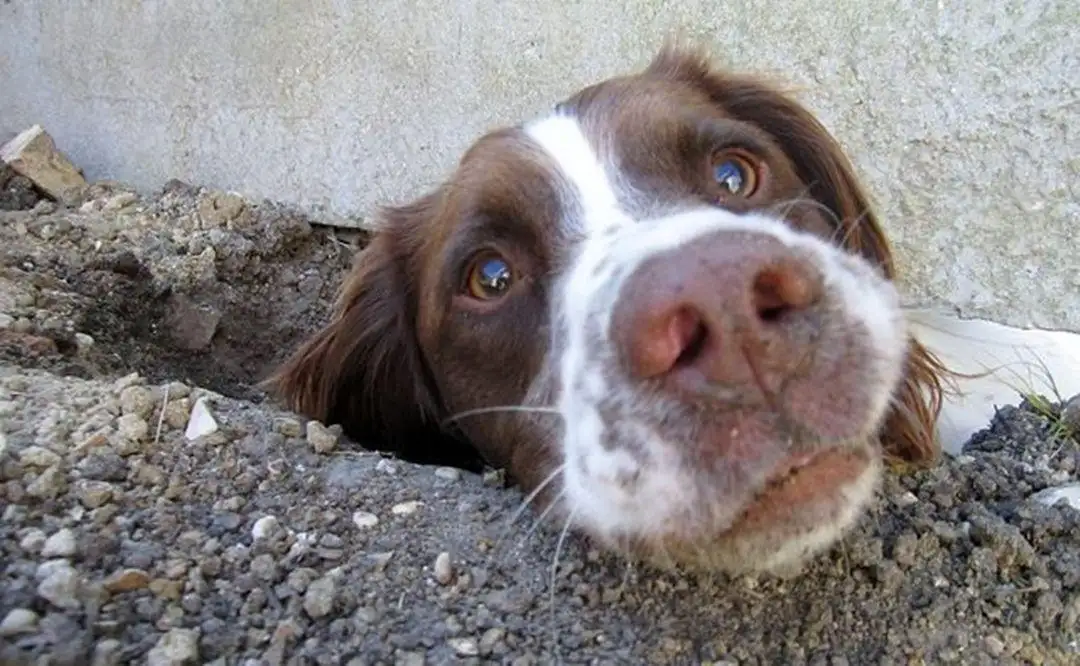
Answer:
top-left (0, 180), bottom-right (361, 403)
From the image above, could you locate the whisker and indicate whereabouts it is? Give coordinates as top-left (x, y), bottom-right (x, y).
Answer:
top-left (548, 508), bottom-right (578, 661)
top-left (507, 464), bottom-right (566, 529)
top-left (490, 465), bottom-right (566, 563)
top-left (440, 405), bottom-right (562, 427)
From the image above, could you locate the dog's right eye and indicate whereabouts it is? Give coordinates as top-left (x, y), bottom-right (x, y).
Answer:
top-left (464, 252), bottom-right (514, 301)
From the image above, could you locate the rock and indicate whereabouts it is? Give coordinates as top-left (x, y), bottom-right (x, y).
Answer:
top-left (198, 191), bottom-right (246, 226)
top-left (449, 637), bottom-right (480, 657)
top-left (146, 627), bottom-right (200, 666)
top-left (41, 528), bottom-right (77, 558)
top-left (391, 500), bottom-right (423, 516)
top-left (103, 568), bottom-right (151, 593)
top-left (185, 397), bottom-right (219, 440)
top-left (91, 638), bottom-right (123, 666)
top-left (0, 608), bottom-right (40, 636)
top-left (119, 385), bottom-right (157, 419)
top-left (26, 464), bottom-right (67, 499)
top-left (273, 417), bottom-right (303, 437)
top-left (36, 560), bottom-right (82, 609)
top-left (251, 515), bottom-right (282, 541)
top-left (434, 551), bottom-right (454, 585)
top-left (77, 479), bottom-right (116, 508)
top-left (164, 293), bottom-right (221, 351)
top-left (435, 466), bottom-right (461, 481)
top-left (352, 511), bottom-right (379, 529)
top-left (306, 420), bottom-right (341, 454)
top-left (102, 191), bottom-right (138, 211)
top-left (18, 445), bottom-right (61, 468)
top-left (1062, 393), bottom-right (1080, 432)
top-left (19, 528), bottom-right (47, 553)
top-left (302, 575), bottom-right (337, 619)
top-left (116, 413), bottom-right (151, 443)
top-left (0, 125), bottom-right (88, 205)
top-left (1030, 483), bottom-right (1080, 511)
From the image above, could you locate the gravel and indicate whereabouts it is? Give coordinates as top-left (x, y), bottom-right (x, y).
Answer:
top-left (1, 183), bottom-right (1079, 665)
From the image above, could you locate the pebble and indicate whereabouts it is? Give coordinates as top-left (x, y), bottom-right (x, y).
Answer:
top-left (119, 384), bottom-right (157, 419)
top-left (306, 420), bottom-right (341, 454)
top-left (1030, 483), bottom-right (1080, 511)
top-left (434, 551), bottom-right (454, 585)
top-left (19, 445), bottom-right (62, 468)
top-left (36, 560), bottom-right (82, 609)
top-left (0, 608), bottom-right (40, 636)
top-left (41, 528), bottom-right (77, 558)
top-left (77, 479), bottom-right (116, 508)
top-left (103, 568), bottom-right (151, 593)
top-left (116, 412), bottom-right (151, 443)
top-left (19, 528), bottom-right (47, 553)
top-left (146, 627), bottom-right (200, 666)
top-left (273, 416), bottom-right (303, 437)
top-left (391, 500), bottom-right (423, 516)
top-left (185, 397), bottom-right (219, 440)
top-left (351, 511), bottom-right (379, 529)
top-left (1062, 393), bottom-right (1080, 431)
top-left (449, 637), bottom-right (480, 657)
top-left (92, 638), bottom-right (123, 666)
top-left (303, 575), bottom-right (337, 618)
top-left (251, 515), bottom-right (282, 541)
top-left (26, 465), bottom-right (66, 499)
top-left (435, 466), bottom-right (462, 481)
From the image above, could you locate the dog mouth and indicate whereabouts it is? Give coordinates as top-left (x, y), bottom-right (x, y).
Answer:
top-left (724, 446), bottom-right (873, 536)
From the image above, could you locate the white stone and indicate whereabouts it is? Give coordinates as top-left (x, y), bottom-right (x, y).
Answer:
top-left (184, 397), bottom-right (218, 440)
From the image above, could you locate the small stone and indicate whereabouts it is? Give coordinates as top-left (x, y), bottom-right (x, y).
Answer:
top-left (1030, 483), bottom-right (1080, 511)
top-left (273, 417), bottom-right (303, 437)
top-left (184, 397), bottom-right (219, 440)
top-left (41, 528), bottom-right (77, 558)
top-left (482, 468), bottom-right (505, 487)
top-left (77, 479), bottom-right (115, 508)
top-left (164, 294), bottom-right (221, 351)
top-left (435, 466), bottom-right (461, 481)
top-left (102, 191), bottom-right (138, 211)
top-left (19, 528), bottom-right (47, 553)
top-left (116, 413), bottom-right (151, 442)
top-left (18, 445), bottom-right (61, 468)
top-left (149, 579), bottom-right (183, 601)
top-left (251, 515), bottom-right (282, 541)
top-left (104, 568), bottom-right (150, 593)
top-left (303, 575), bottom-right (337, 618)
top-left (479, 627), bottom-right (506, 654)
top-left (352, 511), bottom-right (378, 529)
top-left (146, 627), bottom-right (200, 666)
top-left (433, 552), bottom-right (454, 585)
top-left (92, 638), bottom-right (123, 666)
top-left (119, 385), bottom-right (157, 418)
top-left (391, 501), bottom-right (423, 516)
top-left (1, 124), bottom-right (88, 204)
top-left (27, 465), bottom-right (66, 499)
top-left (74, 332), bottom-right (95, 352)
top-left (449, 637), bottom-right (480, 657)
top-left (375, 458), bottom-right (398, 475)
top-left (1062, 394), bottom-right (1080, 432)
top-left (306, 420), bottom-right (341, 454)
top-left (37, 561), bottom-right (82, 609)
top-left (0, 608), bottom-right (40, 636)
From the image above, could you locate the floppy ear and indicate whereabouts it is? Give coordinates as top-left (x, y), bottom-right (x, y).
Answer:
top-left (649, 46), bottom-right (948, 466)
top-left (263, 202), bottom-right (483, 470)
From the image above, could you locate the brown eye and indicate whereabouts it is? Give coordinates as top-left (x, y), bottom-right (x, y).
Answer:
top-left (711, 150), bottom-right (760, 198)
top-left (465, 253), bottom-right (514, 300)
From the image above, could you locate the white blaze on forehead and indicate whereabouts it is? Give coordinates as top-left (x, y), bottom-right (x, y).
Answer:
top-left (523, 114), bottom-right (621, 231)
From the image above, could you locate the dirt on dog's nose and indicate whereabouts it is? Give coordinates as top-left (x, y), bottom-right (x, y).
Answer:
top-left (612, 230), bottom-right (825, 391)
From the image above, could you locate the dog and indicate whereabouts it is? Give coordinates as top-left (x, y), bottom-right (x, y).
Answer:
top-left (266, 46), bottom-right (953, 575)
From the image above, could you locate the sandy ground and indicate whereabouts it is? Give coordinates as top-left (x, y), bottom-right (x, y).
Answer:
top-left (0, 175), bottom-right (1078, 665)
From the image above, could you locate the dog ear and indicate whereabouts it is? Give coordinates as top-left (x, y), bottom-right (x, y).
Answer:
top-left (649, 46), bottom-right (948, 466)
top-left (263, 199), bottom-right (483, 470)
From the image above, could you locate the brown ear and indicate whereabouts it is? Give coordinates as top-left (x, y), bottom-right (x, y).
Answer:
top-left (263, 205), bottom-right (483, 470)
top-left (649, 46), bottom-right (948, 466)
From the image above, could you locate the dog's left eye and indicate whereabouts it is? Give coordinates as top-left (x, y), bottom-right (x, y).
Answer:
top-left (711, 150), bottom-right (760, 198)
top-left (465, 253), bottom-right (514, 300)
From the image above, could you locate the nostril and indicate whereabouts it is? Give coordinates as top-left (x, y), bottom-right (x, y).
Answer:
top-left (752, 264), bottom-right (818, 322)
top-left (673, 314), bottom-right (709, 368)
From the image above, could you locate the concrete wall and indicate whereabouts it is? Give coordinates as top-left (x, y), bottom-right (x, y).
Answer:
top-left (2, 0), bottom-right (1078, 331)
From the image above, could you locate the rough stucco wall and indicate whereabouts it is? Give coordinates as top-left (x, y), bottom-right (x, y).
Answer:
top-left (1, 0), bottom-right (1078, 331)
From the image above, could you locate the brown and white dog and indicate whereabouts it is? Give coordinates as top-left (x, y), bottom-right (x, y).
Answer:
top-left (267, 46), bottom-right (951, 575)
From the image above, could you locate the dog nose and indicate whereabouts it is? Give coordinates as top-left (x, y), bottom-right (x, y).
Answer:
top-left (612, 230), bottom-right (824, 388)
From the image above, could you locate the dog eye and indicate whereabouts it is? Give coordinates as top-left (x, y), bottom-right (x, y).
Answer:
top-left (465, 253), bottom-right (514, 300)
top-left (711, 150), bottom-right (760, 198)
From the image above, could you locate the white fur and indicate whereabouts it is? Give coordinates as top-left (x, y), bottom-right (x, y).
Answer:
top-left (524, 112), bottom-right (908, 556)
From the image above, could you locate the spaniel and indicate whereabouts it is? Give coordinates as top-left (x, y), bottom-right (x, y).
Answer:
top-left (266, 46), bottom-right (953, 575)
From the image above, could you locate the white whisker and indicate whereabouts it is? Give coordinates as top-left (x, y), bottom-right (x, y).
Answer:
top-left (548, 508), bottom-right (578, 661)
top-left (441, 405), bottom-right (562, 426)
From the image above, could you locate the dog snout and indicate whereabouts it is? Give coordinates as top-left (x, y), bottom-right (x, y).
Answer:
top-left (612, 230), bottom-right (825, 390)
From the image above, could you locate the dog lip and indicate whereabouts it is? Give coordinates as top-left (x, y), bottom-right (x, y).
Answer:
top-left (724, 446), bottom-right (872, 535)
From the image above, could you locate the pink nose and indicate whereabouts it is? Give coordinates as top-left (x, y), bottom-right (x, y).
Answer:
top-left (612, 230), bottom-right (825, 389)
